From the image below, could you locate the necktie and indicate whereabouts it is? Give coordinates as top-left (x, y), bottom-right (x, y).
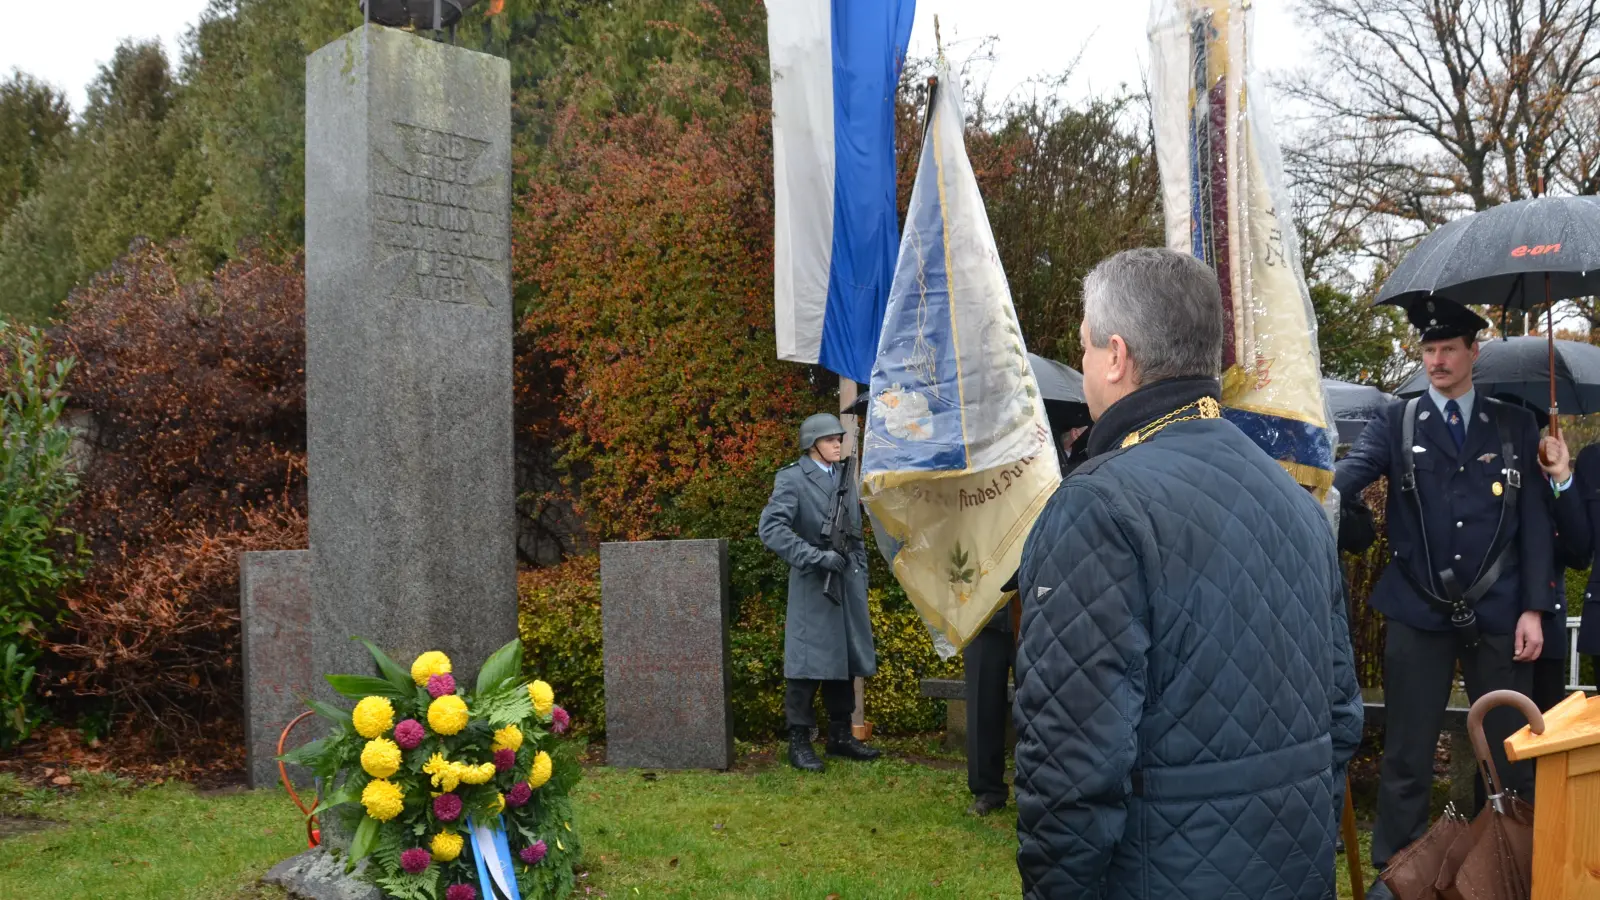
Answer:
top-left (1444, 399), bottom-right (1466, 450)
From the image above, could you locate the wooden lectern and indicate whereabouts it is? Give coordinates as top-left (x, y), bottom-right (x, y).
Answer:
top-left (1505, 691), bottom-right (1600, 899)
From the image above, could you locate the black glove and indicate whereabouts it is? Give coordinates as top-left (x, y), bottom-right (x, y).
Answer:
top-left (818, 550), bottom-right (848, 574)
top-left (1338, 496), bottom-right (1377, 555)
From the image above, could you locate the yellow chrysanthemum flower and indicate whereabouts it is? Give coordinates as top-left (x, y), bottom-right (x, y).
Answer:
top-left (423, 752), bottom-right (462, 792)
top-left (410, 650), bottom-right (453, 686)
top-left (528, 750), bottom-right (553, 790)
top-left (428, 694), bottom-right (470, 736)
top-left (360, 737), bottom-right (403, 779)
top-left (459, 761), bottom-right (497, 786)
top-left (352, 696), bottom-right (395, 739)
top-left (490, 792), bottom-right (505, 815)
top-left (491, 725), bottom-right (523, 753)
top-left (528, 680), bottom-right (555, 718)
top-left (431, 831), bottom-right (464, 862)
top-left (361, 778), bottom-right (404, 822)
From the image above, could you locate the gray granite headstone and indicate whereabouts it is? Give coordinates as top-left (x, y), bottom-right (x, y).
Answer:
top-left (305, 24), bottom-right (516, 692)
top-left (241, 550), bottom-right (313, 790)
top-left (601, 540), bottom-right (733, 770)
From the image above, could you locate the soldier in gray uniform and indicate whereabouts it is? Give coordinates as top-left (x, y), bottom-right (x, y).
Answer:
top-left (758, 413), bottom-right (880, 772)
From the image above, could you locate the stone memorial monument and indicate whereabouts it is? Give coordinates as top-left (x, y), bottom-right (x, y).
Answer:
top-left (304, 22), bottom-right (516, 695)
top-left (258, 21), bottom-right (516, 896)
top-left (600, 539), bottom-right (734, 770)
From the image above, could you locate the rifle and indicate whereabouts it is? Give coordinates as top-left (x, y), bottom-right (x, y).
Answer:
top-left (819, 453), bottom-right (858, 606)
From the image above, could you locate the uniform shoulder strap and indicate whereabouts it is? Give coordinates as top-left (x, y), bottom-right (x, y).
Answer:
top-left (1480, 397), bottom-right (1522, 495)
top-left (1400, 397), bottom-right (1420, 493)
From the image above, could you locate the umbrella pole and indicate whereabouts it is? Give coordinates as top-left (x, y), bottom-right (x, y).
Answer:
top-left (1343, 772), bottom-right (1366, 900)
top-left (1547, 272), bottom-right (1560, 444)
top-left (839, 376), bottom-right (869, 741)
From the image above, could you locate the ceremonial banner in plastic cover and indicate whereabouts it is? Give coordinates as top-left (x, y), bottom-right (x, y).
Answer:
top-left (1150, 0), bottom-right (1336, 498)
top-left (861, 62), bottom-right (1061, 655)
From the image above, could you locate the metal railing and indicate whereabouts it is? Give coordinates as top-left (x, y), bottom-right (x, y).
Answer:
top-left (1568, 616), bottom-right (1597, 693)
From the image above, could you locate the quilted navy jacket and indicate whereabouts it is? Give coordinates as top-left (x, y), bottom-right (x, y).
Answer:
top-left (1014, 378), bottom-right (1363, 899)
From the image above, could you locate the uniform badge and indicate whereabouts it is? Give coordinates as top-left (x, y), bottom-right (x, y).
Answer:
top-left (1478, 453), bottom-right (1498, 464)
top-left (1480, 412), bottom-right (1490, 423)
top-left (1418, 411), bottom-right (1432, 421)
top-left (1492, 482), bottom-right (1504, 496)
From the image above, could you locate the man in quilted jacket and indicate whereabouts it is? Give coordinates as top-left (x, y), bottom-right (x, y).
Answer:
top-left (1013, 248), bottom-right (1362, 899)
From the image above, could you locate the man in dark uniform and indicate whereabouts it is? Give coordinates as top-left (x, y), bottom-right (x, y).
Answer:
top-left (1530, 417), bottom-right (1584, 711)
top-left (1335, 299), bottom-right (1553, 898)
top-left (759, 413), bottom-right (881, 772)
top-left (965, 424), bottom-right (1088, 816)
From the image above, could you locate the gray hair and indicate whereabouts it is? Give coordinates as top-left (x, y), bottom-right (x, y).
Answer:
top-left (1082, 248), bottom-right (1224, 383)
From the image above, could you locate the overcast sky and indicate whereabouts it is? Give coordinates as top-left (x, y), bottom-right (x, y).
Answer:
top-left (4, 1), bottom-right (1315, 114)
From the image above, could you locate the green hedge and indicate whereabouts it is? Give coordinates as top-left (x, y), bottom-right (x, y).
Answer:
top-left (518, 548), bottom-right (962, 740)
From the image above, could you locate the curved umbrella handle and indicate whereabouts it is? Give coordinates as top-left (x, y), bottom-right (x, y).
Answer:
top-left (1468, 690), bottom-right (1545, 804)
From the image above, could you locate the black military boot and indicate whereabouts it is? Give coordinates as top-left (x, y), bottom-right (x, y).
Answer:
top-left (825, 721), bottom-right (881, 761)
top-left (788, 726), bottom-right (824, 772)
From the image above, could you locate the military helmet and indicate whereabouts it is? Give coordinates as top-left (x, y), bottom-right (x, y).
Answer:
top-left (799, 413), bottom-right (847, 451)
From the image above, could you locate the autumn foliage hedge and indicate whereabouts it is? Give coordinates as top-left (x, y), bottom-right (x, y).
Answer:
top-left (53, 504), bottom-right (305, 738)
top-left (53, 240), bottom-right (306, 561)
top-left (517, 555), bottom-right (961, 740)
top-left (514, 9), bottom-right (822, 546)
top-left (44, 241), bottom-right (307, 744)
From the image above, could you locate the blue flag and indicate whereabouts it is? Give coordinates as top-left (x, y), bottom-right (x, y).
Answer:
top-left (766, 0), bottom-right (917, 383)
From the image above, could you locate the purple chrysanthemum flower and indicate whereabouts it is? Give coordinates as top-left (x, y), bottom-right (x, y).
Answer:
top-left (505, 781), bottom-right (532, 808)
top-left (494, 748), bottom-right (516, 772)
top-left (433, 792), bottom-right (463, 822)
top-left (394, 718), bottom-right (426, 750)
top-left (427, 673), bottom-right (457, 699)
top-left (400, 848), bottom-right (432, 875)
top-left (445, 885), bottom-right (477, 900)
top-left (519, 840), bottom-right (548, 866)
top-left (550, 706), bottom-right (570, 735)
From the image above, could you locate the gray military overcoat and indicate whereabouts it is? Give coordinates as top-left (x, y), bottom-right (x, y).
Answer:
top-left (757, 457), bottom-right (877, 681)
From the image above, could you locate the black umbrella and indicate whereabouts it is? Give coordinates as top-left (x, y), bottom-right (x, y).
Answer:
top-left (1029, 353), bottom-right (1092, 429)
top-left (1487, 393), bottom-right (1553, 432)
top-left (1377, 194), bottom-right (1600, 451)
top-left (1376, 195), bottom-right (1600, 311)
top-left (1394, 336), bottom-right (1600, 417)
top-left (850, 352), bottom-right (1089, 428)
top-left (1322, 378), bottom-right (1395, 445)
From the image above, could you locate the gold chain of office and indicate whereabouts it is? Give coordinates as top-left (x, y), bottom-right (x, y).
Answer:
top-left (1121, 396), bottom-right (1222, 448)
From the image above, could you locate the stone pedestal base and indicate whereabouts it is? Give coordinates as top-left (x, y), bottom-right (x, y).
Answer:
top-left (263, 849), bottom-right (380, 900)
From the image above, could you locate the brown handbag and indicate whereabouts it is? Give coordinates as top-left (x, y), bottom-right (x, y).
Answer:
top-left (1379, 690), bottom-right (1545, 900)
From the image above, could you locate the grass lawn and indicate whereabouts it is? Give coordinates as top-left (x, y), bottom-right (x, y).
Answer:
top-left (0, 742), bottom-right (1372, 898)
top-left (577, 752), bottom-right (1018, 898)
top-left (0, 772), bottom-right (304, 898)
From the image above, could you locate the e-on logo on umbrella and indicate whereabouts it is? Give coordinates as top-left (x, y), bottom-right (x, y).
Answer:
top-left (1511, 243), bottom-right (1562, 257)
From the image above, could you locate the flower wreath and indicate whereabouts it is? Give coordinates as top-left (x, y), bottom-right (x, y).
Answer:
top-left (282, 638), bottom-right (580, 900)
